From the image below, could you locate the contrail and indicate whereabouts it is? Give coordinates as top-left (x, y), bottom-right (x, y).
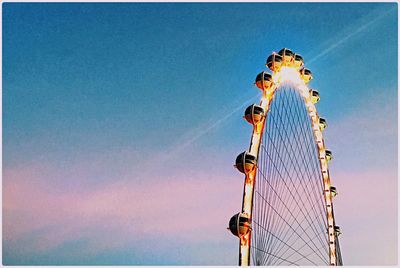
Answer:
top-left (307, 7), bottom-right (396, 65)
top-left (164, 93), bottom-right (260, 158)
top-left (163, 6), bottom-right (396, 157)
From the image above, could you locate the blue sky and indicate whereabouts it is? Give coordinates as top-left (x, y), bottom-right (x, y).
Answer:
top-left (3, 2), bottom-right (398, 265)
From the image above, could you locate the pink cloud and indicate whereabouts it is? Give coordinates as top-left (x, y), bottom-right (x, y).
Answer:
top-left (3, 161), bottom-right (242, 255)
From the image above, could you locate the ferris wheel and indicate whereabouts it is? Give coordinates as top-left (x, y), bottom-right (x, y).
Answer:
top-left (228, 48), bottom-right (343, 266)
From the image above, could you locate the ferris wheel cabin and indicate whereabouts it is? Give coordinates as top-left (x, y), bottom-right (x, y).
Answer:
top-left (325, 150), bottom-right (333, 162)
top-left (244, 104), bottom-right (265, 125)
top-left (334, 226), bottom-right (342, 236)
top-left (319, 117), bottom-right (327, 131)
top-left (330, 186), bottom-right (338, 197)
top-left (235, 152), bottom-right (257, 174)
top-left (228, 213), bottom-right (251, 237)
top-left (255, 71), bottom-right (274, 91)
top-left (293, 54), bottom-right (304, 69)
top-left (309, 89), bottom-right (320, 104)
top-left (278, 48), bottom-right (295, 66)
top-left (266, 53), bottom-right (283, 72)
top-left (300, 68), bottom-right (313, 84)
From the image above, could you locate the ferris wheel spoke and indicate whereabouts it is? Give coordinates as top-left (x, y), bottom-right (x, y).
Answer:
top-left (255, 168), bottom-right (330, 263)
top-left (272, 89), bottom-right (330, 250)
top-left (283, 237), bottom-right (331, 265)
top-left (253, 91), bottom-right (329, 264)
top-left (271, 202), bottom-right (331, 264)
top-left (290, 91), bottom-right (331, 238)
top-left (251, 246), bottom-right (301, 266)
top-left (257, 136), bottom-right (328, 253)
top-left (257, 128), bottom-right (292, 264)
top-left (264, 99), bottom-right (330, 260)
top-left (254, 190), bottom-right (329, 264)
top-left (256, 165), bottom-right (324, 260)
top-left (275, 237), bottom-right (330, 266)
top-left (263, 103), bottom-right (327, 242)
top-left (252, 220), bottom-right (320, 265)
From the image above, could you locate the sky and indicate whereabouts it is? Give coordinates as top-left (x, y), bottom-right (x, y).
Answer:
top-left (2, 2), bottom-right (398, 265)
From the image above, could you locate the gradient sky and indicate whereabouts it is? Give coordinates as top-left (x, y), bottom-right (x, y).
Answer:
top-left (3, 2), bottom-right (398, 265)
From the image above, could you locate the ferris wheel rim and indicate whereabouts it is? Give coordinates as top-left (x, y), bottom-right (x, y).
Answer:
top-left (229, 49), bottom-right (342, 266)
